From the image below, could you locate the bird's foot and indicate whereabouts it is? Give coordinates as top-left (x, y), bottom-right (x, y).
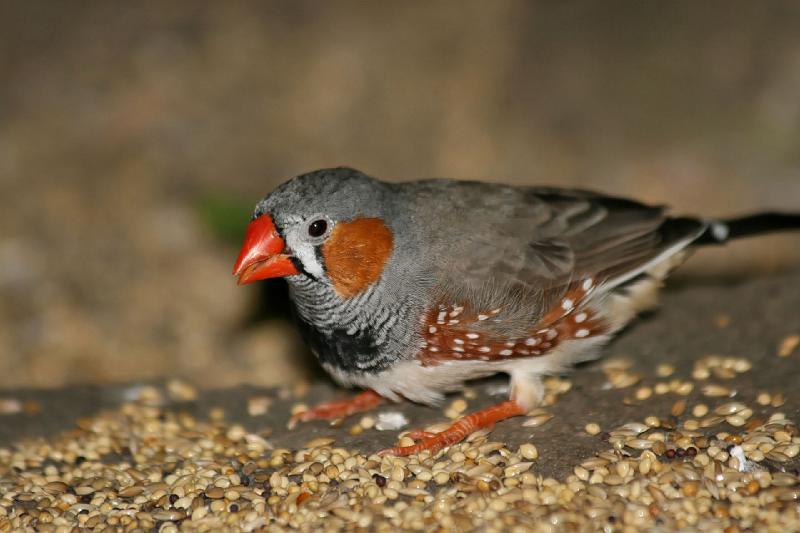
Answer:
top-left (289, 389), bottom-right (384, 428)
top-left (378, 400), bottom-right (525, 456)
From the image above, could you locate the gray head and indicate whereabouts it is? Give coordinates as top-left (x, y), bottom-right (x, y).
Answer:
top-left (233, 167), bottom-right (428, 375)
top-left (233, 167), bottom-right (406, 296)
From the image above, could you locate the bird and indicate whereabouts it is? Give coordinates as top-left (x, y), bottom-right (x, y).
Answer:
top-left (232, 167), bottom-right (800, 456)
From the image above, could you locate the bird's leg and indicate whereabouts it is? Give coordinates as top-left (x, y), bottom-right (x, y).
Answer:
top-left (378, 400), bottom-right (525, 456)
top-left (290, 389), bottom-right (384, 426)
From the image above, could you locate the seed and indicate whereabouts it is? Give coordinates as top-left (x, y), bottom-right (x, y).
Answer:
top-left (727, 415), bottom-right (746, 427)
top-left (43, 481), bottom-right (69, 495)
top-left (635, 387), bottom-right (652, 401)
top-left (702, 384), bottom-right (732, 397)
top-left (756, 392), bottom-right (772, 406)
top-left (778, 334), bottom-right (800, 357)
top-left (607, 368), bottom-right (642, 389)
top-left (359, 416), bottom-right (375, 429)
top-left (671, 400), bottom-right (687, 417)
top-left (603, 358), bottom-right (634, 371)
top-left (391, 465), bottom-right (405, 482)
top-left (585, 423), bottom-right (601, 436)
top-left (699, 415), bottom-right (725, 428)
top-left (683, 481), bottom-right (699, 497)
top-left (644, 416), bottom-right (660, 428)
top-left (683, 420), bottom-right (699, 431)
top-left (656, 364), bottom-right (674, 377)
top-left (692, 404), bottom-right (709, 417)
top-left (118, 486), bottom-right (144, 498)
top-left (712, 367), bottom-right (736, 379)
top-left (450, 398), bottom-right (468, 414)
top-left (571, 468), bottom-right (592, 485)
top-left (714, 402), bottom-right (745, 415)
top-left (153, 510), bottom-right (186, 521)
top-left (519, 443), bottom-right (538, 460)
top-left (522, 413), bottom-right (553, 428)
top-left (247, 396), bottom-right (272, 416)
top-left (504, 462), bottom-right (533, 477)
top-left (206, 487), bottom-right (224, 499)
top-left (771, 393), bottom-right (786, 407)
top-left (654, 382), bottom-right (670, 395)
top-left (733, 358), bottom-right (752, 372)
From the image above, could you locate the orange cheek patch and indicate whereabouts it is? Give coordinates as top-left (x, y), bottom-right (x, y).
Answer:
top-left (322, 218), bottom-right (394, 298)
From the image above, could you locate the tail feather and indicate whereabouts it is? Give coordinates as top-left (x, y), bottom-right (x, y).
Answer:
top-left (694, 212), bottom-right (800, 245)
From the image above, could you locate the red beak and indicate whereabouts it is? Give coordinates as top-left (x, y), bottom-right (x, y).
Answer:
top-left (232, 214), bottom-right (300, 285)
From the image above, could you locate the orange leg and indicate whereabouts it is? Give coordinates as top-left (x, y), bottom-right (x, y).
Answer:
top-left (291, 389), bottom-right (384, 425)
top-left (378, 400), bottom-right (525, 456)
top-left (404, 429), bottom-right (437, 440)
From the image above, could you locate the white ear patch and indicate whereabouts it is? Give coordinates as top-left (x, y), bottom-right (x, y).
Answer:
top-left (285, 231), bottom-right (326, 280)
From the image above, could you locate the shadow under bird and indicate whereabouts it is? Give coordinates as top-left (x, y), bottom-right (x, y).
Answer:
top-left (233, 167), bottom-right (800, 456)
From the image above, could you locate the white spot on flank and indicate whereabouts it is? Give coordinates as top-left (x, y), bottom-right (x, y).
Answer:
top-left (478, 314), bottom-right (489, 321)
top-left (479, 346), bottom-right (491, 353)
top-left (466, 333), bottom-right (480, 339)
top-left (575, 328), bottom-right (590, 338)
top-left (582, 278), bottom-right (593, 291)
top-left (452, 347), bottom-right (465, 353)
top-left (449, 306), bottom-right (464, 317)
top-left (525, 337), bottom-right (540, 346)
top-left (453, 338), bottom-right (464, 345)
top-left (437, 311), bottom-right (446, 324)
top-left (499, 349), bottom-right (513, 356)
top-left (574, 312), bottom-right (587, 323)
top-left (428, 346), bottom-right (439, 352)
top-left (505, 341), bottom-right (515, 347)
top-left (490, 308), bottom-right (501, 315)
top-left (546, 329), bottom-right (558, 340)
top-left (448, 319), bottom-right (460, 325)
top-left (428, 326), bottom-right (437, 333)
top-left (562, 298), bottom-right (574, 310)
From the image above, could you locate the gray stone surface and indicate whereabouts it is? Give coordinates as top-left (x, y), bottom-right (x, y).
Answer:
top-left (2, 269), bottom-right (799, 479)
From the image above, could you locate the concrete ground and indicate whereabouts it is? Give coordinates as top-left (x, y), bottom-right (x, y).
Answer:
top-left (2, 268), bottom-right (799, 479)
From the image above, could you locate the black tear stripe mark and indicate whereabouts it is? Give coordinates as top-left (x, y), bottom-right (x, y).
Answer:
top-left (272, 219), bottom-right (317, 281)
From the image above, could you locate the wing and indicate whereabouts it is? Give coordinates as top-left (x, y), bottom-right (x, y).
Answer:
top-left (403, 180), bottom-right (706, 335)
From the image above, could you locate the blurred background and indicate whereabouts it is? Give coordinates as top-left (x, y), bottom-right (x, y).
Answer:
top-left (1, 1), bottom-right (799, 390)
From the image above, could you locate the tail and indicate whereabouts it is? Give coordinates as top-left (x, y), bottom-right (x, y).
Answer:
top-left (694, 212), bottom-right (800, 245)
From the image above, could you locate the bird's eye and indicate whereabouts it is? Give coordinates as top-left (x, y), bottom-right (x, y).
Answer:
top-left (308, 219), bottom-right (328, 237)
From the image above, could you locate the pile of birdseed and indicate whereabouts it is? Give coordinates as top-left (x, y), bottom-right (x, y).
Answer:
top-left (1, 373), bottom-right (799, 532)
